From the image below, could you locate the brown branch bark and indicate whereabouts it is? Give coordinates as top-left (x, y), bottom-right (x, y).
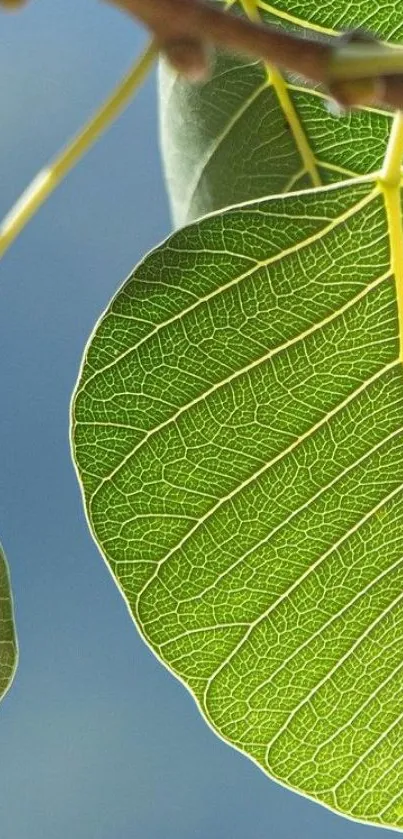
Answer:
top-left (106, 0), bottom-right (403, 109)
top-left (108, 0), bottom-right (331, 83)
top-left (3, 0), bottom-right (403, 108)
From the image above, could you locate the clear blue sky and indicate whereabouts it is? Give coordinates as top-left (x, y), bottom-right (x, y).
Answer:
top-left (0, 2), bottom-right (398, 837)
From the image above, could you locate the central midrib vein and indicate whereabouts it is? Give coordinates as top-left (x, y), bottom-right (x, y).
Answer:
top-left (239, 0), bottom-right (321, 187)
top-left (378, 111), bottom-right (403, 363)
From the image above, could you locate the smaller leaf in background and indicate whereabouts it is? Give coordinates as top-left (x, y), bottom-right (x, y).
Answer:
top-left (159, 50), bottom-right (311, 225)
top-left (0, 545), bottom-right (17, 702)
top-left (159, 1), bottom-right (393, 227)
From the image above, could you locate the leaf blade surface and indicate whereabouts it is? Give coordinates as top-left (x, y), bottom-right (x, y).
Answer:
top-left (72, 175), bottom-right (403, 828)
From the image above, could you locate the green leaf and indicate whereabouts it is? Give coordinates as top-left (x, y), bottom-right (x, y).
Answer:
top-left (159, 2), bottom-right (393, 226)
top-left (0, 545), bottom-right (17, 701)
top-left (72, 168), bottom-right (403, 828)
top-left (256, 0), bottom-right (403, 40)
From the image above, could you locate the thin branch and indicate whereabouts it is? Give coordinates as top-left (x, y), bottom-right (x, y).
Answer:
top-left (1, 0), bottom-right (403, 259)
top-left (107, 0), bottom-right (403, 109)
top-left (109, 0), bottom-right (331, 83)
top-left (0, 40), bottom-right (157, 259)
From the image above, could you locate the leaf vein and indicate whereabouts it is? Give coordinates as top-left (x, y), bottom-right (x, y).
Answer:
top-left (87, 268), bottom-right (390, 505)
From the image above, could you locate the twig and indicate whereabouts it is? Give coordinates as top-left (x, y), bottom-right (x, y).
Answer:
top-left (107, 0), bottom-right (403, 109)
top-left (108, 0), bottom-right (331, 83)
top-left (1, 0), bottom-right (403, 258)
top-left (4, 0), bottom-right (403, 107)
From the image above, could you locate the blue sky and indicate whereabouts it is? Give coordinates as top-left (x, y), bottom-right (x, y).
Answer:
top-left (0, 2), bottom-right (398, 837)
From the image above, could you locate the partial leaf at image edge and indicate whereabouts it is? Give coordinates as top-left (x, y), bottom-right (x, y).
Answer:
top-left (0, 546), bottom-right (17, 702)
top-left (72, 169), bottom-right (403, 829)
top-left (159, 0), bottom-right (395, 226)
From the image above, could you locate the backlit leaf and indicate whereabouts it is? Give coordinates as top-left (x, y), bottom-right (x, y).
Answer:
top-left (72, 167), bottom-right (403, 828)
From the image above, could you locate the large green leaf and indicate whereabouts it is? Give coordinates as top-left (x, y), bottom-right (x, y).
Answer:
top-left (159, 1), bottom-right (394, 225)
top-left (0, 545), bottom-right (17, 701)
top-left (72, 167), bottom-right (403, 828)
